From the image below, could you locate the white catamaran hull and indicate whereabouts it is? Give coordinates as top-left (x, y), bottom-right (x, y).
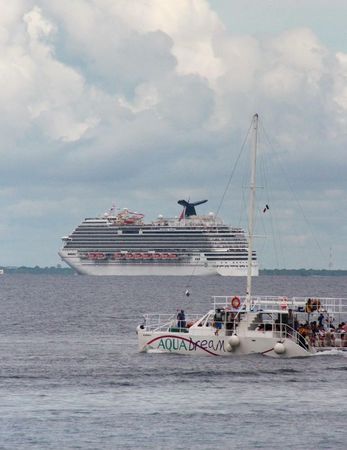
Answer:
top-left (59, 251), bottom-right (259, 276)
top-left (137, 329), bottom-right (313, 358)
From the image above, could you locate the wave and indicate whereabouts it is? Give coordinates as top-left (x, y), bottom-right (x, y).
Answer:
top-left (314, 348), bottom-right (347, 357)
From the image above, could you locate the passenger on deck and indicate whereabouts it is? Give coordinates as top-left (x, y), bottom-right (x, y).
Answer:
top-left (318, 313), bottom-right (324, 327)
top-left (310, 321), bottom-right (319, 346)
top-left (293, 316), bottom-right (299, 331)
top-left (226, 312), bottom-right (235, 332)
top-left (336, 323), bottom-right (343, 332)
top-left (305, 298), bottom-right (312, 314)
top-left (310, 321), bottom-right (319, 333)
top-left (336, 323), bottom-right (346, 347)
top-left (318, 325), bottom-right (326, 346)
top-left (287, 309), bottom-right (295, 328)
top-left (341, 325), bottom-right (347, 347)
top-left (298, 323), bottom-right (311, 349)
top-left (214, 308), bottom-right (223, 335)
top-left (177, 310), bottom-right (186, 329)
top-left (324, 330), bottom-right (335, 346)
top-left (311, 299), bottom-right (321, 311)
top-left (325, 315), bottom-right (336, 330)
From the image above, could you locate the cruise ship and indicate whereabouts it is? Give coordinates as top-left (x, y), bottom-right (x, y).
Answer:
top-left (58, 200), bottom-right (259, 276)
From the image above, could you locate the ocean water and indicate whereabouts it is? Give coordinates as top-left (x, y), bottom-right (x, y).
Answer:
top-left (0, 274), bottom-right (346, 450)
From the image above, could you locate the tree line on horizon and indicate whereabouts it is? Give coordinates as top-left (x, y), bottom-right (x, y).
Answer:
top-left (1, 266), bottom-right (347, 276)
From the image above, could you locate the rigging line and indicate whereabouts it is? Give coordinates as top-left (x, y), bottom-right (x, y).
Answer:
top-left (258, 139), bottom-right (282, 268)
top-left (260, 121), bottom-right (325, 261)
top-left (181, 202), bottom-right (200, 295)
top-left (258, 127), bottom-right (299, 268)
top-left (238, 177), bottom-right (247, 228)
top-left (215, 120), bottom-right (253, 217)
top-left (184, 253), bottom-right (198, 294)
top-left (184, 120), bottom-right (253, 295)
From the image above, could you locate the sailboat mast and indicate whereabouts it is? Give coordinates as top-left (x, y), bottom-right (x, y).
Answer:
top-left (246, 113), bottom-right (258, 307)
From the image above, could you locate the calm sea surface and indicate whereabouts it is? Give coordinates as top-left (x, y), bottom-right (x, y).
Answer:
top-left (0, 274), bottom-right (346, 449)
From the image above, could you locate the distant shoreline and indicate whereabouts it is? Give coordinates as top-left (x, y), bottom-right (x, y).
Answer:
top-left (260, 269), bottom-right (347, 276)
top-left (1, 266), bottom-right (347, 276)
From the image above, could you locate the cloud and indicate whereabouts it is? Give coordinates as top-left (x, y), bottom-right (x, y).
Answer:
top-left (0, 3), bottom-right (99, 148)
top-left (0, 0), bottom-right (347, 268)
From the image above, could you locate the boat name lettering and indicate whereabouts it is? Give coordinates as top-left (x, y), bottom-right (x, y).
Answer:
top-left (157, 337), bottom-right (225, 352)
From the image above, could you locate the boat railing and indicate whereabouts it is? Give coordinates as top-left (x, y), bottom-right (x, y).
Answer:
top-left (276, 323), bottom-right (313, 352)
top-left (284, 324), bottom-right (347, 349)
top-left (289, 324), bottom-right (320, 352)
top-left (312, 331), bottom-right (347, 349)
top-left (141, 313), bottom-right (202, 332)
top-left (141, 314), bottom-right (176, 332)
top-left (212, 295), bottom-right (347, 315)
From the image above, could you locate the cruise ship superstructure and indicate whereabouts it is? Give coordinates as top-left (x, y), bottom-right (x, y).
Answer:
top-left (58, 200), bottom-right (259, 276)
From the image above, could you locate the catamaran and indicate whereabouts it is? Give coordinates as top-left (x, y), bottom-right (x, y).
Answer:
top-left (136, 114), bottom-right (347, 357)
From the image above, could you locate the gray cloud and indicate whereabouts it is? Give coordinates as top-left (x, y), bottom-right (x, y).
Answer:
top-left (0, 0), bottom-right (346, 269)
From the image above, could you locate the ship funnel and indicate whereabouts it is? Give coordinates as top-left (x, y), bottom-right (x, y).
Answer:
top-left (177, 199), bottom-right (208, 218)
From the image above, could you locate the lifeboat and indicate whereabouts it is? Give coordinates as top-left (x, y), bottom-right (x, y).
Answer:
top-left (124, 218), bottom-right (136, 225)
top-left (88, 252), bottom-right (106, 260)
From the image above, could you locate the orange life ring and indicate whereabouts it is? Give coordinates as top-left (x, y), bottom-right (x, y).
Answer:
top-left (231, 296), bottom-right (241, 309)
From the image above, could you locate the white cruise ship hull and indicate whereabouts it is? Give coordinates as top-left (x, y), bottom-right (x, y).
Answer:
top-left (59, 251), bottom-right (259, 276)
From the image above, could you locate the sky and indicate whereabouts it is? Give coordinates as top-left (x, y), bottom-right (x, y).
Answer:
top-left (1, 0), bottom-right (347, 269)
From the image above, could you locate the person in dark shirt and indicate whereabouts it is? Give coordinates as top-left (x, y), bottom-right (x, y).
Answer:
top-left (214, 308), bottom-right (223, 335)
top-left (177, 310), bottom-right (186, 329)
